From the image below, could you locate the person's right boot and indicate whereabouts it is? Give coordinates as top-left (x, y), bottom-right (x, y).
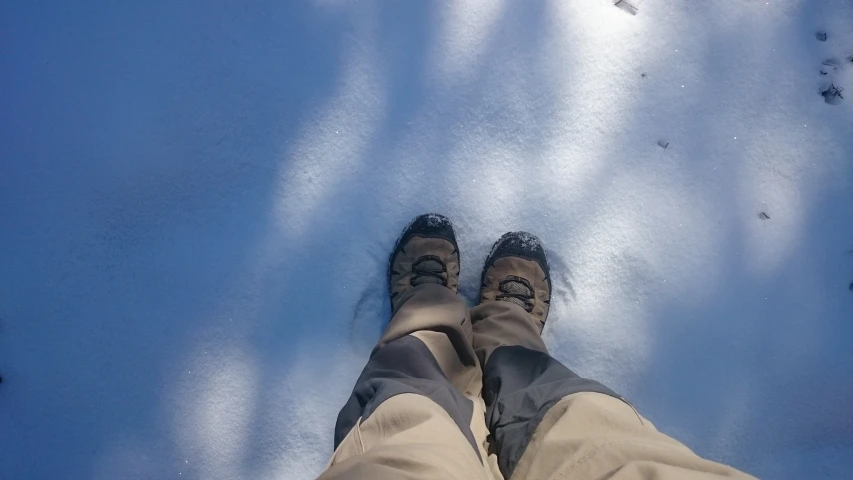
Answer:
top-left (479, 231), bottom-right (551, 332)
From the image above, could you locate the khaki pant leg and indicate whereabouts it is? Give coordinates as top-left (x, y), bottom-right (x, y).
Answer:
top-left (514, 392), bottom-right (757, 480)
top-left (320, 284), bottom-right (496, 480)
top-left (471, 300), bottom-right (618, 479)
top-left (471, 300), bottom-right (755, 480)
top-left (321, 393), bottom-right (487, 480)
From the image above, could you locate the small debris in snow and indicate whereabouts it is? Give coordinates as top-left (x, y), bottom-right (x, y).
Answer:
top-left (657, 140), bottom-right (669, 149)
top-left (821, 84), bottom-right (844, 105)
top-left (816, 32), bottom-right (828, 42)
top-left (614, 0), bottom-right (638, 15)
top-left (641, 72), bottom-right (647, 79)
top-left (820, 59), bottom-right (840, 75)
top-left (759, 211), bottom-right (770, 220)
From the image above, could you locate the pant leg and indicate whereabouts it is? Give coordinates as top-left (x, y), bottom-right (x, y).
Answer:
top-left (471, 301), bottom-right (756, 480)
top-left (320, 284), bottom-right (496, 480)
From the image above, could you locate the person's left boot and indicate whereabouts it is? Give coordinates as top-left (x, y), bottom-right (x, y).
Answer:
top-left (388, 214), bottom-right (460, 314)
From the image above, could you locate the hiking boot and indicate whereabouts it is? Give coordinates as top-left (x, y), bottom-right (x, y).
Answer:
top-left (479, 232), bottom-right (551, 331)
top-left (388, 214), bottom-right (460, 314)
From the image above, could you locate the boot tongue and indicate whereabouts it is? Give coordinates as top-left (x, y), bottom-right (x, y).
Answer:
top-left (501, 279), bottom-right (532, 296)
top-left (498, 278), bottom-right (534, 312)
top-left (411, 256), bottom-right (447, 287)
top-left (500, 295), bottom-right (529, 309)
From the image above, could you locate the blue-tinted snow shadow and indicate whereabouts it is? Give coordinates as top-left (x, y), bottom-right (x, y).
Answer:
top-left (630, 190), bottom-right (853, 478)
top-left (0, 1), bottom-right (356, 478)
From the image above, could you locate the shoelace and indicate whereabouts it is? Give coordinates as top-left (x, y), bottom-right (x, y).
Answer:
top-left (410, 256), bottom-right (447, 287)
top-left (496, 276), bottom-right (534, 312)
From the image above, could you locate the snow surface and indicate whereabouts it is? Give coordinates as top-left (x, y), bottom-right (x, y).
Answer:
top-left (2, 0), bottom-right (852, 479)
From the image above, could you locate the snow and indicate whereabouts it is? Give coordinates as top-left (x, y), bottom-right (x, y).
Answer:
top-left (1, 0), bottom-right (852, 479)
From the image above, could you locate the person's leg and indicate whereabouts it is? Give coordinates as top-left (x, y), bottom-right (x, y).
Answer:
top-left (320, 214), bottom-right (495, 480)
top-left (471, 232), bottom-right (755, 480)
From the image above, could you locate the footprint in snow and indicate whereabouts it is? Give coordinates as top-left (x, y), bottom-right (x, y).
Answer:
top-left (543, 249), bottom-right (578, 325)
top-left (349, 272), bottom-right (388, 354)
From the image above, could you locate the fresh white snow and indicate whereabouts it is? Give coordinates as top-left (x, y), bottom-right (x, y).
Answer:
top-left (1, 1), bottom-right (852, 479)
